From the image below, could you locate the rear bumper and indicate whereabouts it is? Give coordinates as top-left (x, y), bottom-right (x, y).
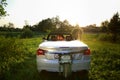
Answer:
top-left (37, 56), bottom-right (90, 72)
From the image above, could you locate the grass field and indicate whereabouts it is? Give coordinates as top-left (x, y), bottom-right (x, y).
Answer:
top-left (0, 33), bottom-right (120, 80)
top-left (82, 33), bottom-right (120, 80)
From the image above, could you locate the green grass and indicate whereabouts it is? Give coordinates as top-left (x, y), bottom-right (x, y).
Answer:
top-left (0, 33), bottom-right (120, 80)
top-left (0, 37), bottom-right (42, 80)
top-left (82, 33), bottom-right (120, 80)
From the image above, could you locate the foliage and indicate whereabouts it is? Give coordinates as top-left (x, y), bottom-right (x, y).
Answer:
top-left (98, 33), bottom-right (120, 43)
top-left (108, 12), bottom-right (120, 33)
top-left (0, 32), bottom-right (21, 38)
top-left (82, 25), bottom-right (101, 33)
top-left (100, 20), bottom-right (109, 32)
top-left (90, 48), bottom-right (120, 80)
top-left (20, 28), bottom-right (34, 38)
top-left (0, 24), bottom-right (22, 32)
top-left (36, 18), bottom-right (56, 32)
top-left (0, 36), bottom-right (42, 80)
top-left (24, 16), bottom-right (74, 33)
top-left (83, 33), bottom-right (120, 80)
top-left (108, 12), bottom-right (120, 42)
top-left (0, 37), bottom-right (29, 79)
top-left (0, 33), bottom-right (120, 80)
top-left (0, 0), bottom-right (7, 17)
top-left (97, 33), bottom-right (113, 41)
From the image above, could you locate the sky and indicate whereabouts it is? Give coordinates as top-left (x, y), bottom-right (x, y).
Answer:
top-left (0, 0), bottom-right (120, 28)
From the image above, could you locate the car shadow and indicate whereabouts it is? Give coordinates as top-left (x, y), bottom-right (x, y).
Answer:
top-left (39, 70), bottom-right (89, 80)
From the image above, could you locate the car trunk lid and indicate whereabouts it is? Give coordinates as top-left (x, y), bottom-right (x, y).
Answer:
top-left (38, 40), bottom-right (89, 60)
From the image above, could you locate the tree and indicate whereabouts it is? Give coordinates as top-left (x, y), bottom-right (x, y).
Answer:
top-left (0, 0), bottom-right (7, 18)
top-left (34, 17), bottom-right (60, 33)
top-left (21, 28), bottom-right (34, 38)
top-left (37, 18), bottom-right (55, 32)
top-left (108, 12), bottom-right (120, 42)
top-left (101, 20), bottom-right (109, 32)
top-left (32, 16), bottom-right (74, 33)
top-left (51, 16), bottom-right (61, 29)
top-left (59, 20), bottom-right (70, 31)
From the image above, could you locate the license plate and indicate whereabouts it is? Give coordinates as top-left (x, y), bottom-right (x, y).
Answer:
top-left (60, 55), bottom-right (71, 63)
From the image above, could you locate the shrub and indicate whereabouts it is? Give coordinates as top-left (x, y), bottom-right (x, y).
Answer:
top-left (98, 33), bottom-right (113, 41)
top-left (20, 28), bottom-right (34, 38)
top-left (98, 33), bottom-right (120, 43)
top-left (90, 48), bottom-right (120, 80)
top-left (0, 37), bottom-right (28, 79)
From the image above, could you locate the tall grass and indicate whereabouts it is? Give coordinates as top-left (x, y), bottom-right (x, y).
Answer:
top-left (0, 33), bottom-right (120, 80)
top-left (0, 35), bottom-right (43, 80)
top-left (82, 33), bottom-right (120, 80)
top-left (0, 36), bottom-right (30, 79)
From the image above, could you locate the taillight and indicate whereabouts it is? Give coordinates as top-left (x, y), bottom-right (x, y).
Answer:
top-left (84, 49), bottom-right (90, 55)
top-left (37, 49), bottom-right (45, 55)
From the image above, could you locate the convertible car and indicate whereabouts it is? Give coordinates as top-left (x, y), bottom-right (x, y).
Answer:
top-left (36, 32), bottom-right (91, 78)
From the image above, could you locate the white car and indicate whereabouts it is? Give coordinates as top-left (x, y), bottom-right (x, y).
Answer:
top-left (36, 32), bottom-right (91, 78)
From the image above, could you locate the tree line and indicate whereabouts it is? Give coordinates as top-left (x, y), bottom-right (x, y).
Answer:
top-left (100, 12), bottom-right (120, 42)
top-left (0, 0), bottom-right (120, 41)
top-left (23, 16), bottom-right (74, 33)
top-left (0, 12), bottom-right (120, 42)
top-left (0, 16), bottom-right (83, 38)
